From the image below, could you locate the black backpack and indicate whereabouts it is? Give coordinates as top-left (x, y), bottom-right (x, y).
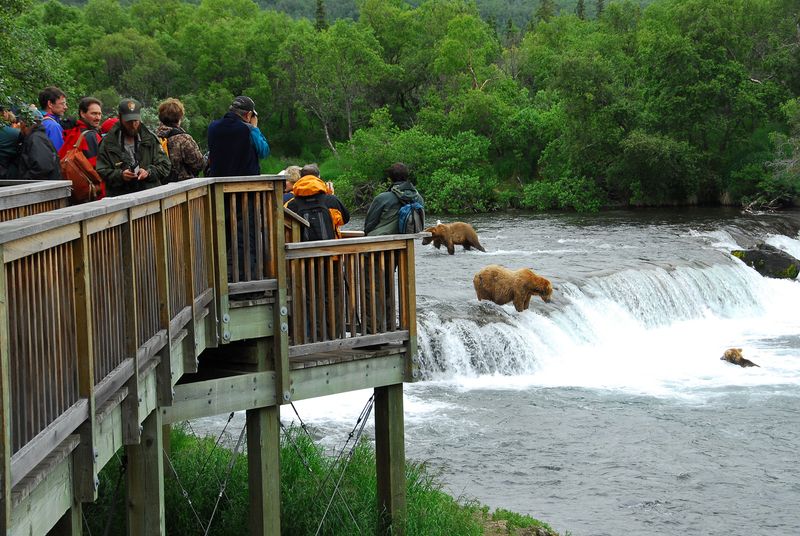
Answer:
top-left (293, 194), bottom-right (335, 242)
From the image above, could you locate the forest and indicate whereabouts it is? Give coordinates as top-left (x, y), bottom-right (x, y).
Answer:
top-left (1, 0), bottom-right (799, 213)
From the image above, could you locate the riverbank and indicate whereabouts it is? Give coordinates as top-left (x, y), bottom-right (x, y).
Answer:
top-left (83, 426), bottom-right (559, 535)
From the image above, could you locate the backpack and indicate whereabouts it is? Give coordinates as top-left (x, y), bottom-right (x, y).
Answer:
top-left (60, 130), bottom-right (102, 203)
top-left (292, 195), bottom-right (336, 242)
top-left (158, 127), bottom-right (182, 183)
top-left (398, 200), bottom-right (425, 234)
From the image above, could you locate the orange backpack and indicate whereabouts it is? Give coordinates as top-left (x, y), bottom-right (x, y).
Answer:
top-left (60, 130), bottom-right (103, 203)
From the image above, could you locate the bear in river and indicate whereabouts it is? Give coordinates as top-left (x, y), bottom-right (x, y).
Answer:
top-left (422, 222), bottom-right (485, 255)
top-left (721, 348), bottom-right (759, 368)
top-left (473, 264), bottom-right (552, 312)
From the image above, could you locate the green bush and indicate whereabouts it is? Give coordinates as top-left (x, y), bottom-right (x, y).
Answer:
top-left (522, 175), bottom-right (604, 212)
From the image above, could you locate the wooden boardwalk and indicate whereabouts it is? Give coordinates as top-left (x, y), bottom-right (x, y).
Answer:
top-left (0, 175), bottom-right (420, 535)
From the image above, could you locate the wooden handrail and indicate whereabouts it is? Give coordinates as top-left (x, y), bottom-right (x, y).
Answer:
top-left (0, 179), bottom-right (71, 222)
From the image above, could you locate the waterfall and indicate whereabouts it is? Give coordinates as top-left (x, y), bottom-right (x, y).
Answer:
top-left (417, 261), bottom-right (797, 380)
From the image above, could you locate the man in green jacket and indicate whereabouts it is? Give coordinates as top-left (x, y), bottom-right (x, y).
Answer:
top-left (97, 98), bottom-right (171, 196)
top-left (364, 162), bottom-right (425, 236)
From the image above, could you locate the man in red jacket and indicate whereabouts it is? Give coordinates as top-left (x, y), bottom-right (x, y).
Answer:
top-left (60, 97), bottom-right (105, 199)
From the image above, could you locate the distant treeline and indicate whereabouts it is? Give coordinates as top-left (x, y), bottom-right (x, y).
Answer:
top-left (2, 0), bottom-right (799, 212)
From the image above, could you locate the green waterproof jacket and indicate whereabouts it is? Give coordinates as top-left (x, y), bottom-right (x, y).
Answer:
top-left (96, 122), bottom-right (172, 196)
top-left (364, 180), bottom-right (425, 236)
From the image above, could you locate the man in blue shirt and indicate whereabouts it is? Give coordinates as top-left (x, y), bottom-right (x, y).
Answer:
top-left (207, 95), bottom-right (269, 177)
top-left (38, 86), bottom-right (67, 152)
top-left (207, 96), bottom-right (271, 286)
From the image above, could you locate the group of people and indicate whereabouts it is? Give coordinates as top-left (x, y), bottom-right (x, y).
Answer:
top-left (281, 161), bottom-right (425, 240)
top-left (0, 88), bottom-right (268, 200)
top-left (1, 87), bottom-right (425, 237)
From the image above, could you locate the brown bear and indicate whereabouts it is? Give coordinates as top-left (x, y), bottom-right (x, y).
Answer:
top-left (421, 222), bottom-right (486, 255)
top-left (473, 264), bottom-right (553, 312)
top-left (721, 348), bottom-right (760, 368)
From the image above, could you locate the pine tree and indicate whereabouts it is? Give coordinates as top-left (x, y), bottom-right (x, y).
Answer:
top-left (315, 0), bottom-right (328, 31)
top-left (576, 0), bottom-right (586, 20)
top-left (505, 18), bottom-right (518, 45)
top-left (534, 0), bottom-right (556, 23)
top-left (596, 0), bottom-right (605, 18)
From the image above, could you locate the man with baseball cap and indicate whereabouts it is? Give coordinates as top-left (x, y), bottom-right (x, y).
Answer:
top-left (96, 98), bottom-right (171, 196)
top-left (206, 95), bottom-right (269, 177)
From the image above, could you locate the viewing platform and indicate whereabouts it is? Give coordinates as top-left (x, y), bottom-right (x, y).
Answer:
top-left (0, 175), bottom-right (420, 535)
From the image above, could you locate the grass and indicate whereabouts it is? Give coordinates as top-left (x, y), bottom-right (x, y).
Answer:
top-left (83, 425), bottom-right (559, 535)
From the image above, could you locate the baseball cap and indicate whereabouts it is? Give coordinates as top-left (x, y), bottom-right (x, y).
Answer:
top-left (231, 95), bottom-right (257, 116)
top-left (118, 98), bottom-right (142, 121)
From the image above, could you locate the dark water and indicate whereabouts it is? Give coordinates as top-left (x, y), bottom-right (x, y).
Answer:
top-left (201, 208), bottom-right (800, 535)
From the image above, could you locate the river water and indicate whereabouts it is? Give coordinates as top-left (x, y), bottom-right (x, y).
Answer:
top-left (200, 208), bottom-right (800, 536)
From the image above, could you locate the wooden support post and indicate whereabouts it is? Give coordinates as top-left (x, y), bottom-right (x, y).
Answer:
top-left (155, 202), bottom-right (173, 406)
top-left (0, 246), bottom-right (12, 531)
top-left (374, 383), bottom-right (406, 536)
top-left (126, 409), bottom-right (165, 536)
top-left (73, 222), bottom-right (98, 502)
top-left (246, 405), bottom-right (281, 535)
top-left (270, 183), bottom-right (291, 403)
top-left (121, 211), bottom-right (141, 445)
top-left (49, 500), bottom-right (82, 535)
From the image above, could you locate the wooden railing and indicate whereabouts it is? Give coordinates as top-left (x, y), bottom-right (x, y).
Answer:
top-left (0, 174), bottom-right (420, 511)
top-left (0, 180), bottom-right (71, 222)
top-left (286, 236), bottom-right (416, 357)
top-left (0, 178), bottom-right (223, 491)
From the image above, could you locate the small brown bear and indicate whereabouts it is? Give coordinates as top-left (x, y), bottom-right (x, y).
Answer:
top-left (721, 348), bottom-right (760, 368)
top-left (473, 264), bottom-right (553, 312)
top-left (421, 222), bottom-right (486, 255)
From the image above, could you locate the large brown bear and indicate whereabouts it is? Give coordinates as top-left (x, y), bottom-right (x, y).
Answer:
top-left (421, 222), bottom-right (486, 255)
top-left (721, 348), bottom-right (760, 368)
top-left (473, 264), bottom-right (553, 312)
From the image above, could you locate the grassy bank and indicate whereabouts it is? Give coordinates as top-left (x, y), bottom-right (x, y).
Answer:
top-left (83, 425), bottom-right (558, 535)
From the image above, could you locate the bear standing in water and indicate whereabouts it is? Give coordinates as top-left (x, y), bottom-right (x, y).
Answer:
top-left (422, 222), bottom-right (485, 255)
top-left (473, 264), bottom-right (552, 312)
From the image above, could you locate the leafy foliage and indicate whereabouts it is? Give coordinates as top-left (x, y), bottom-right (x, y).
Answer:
top-left (3, 0), bottom-right (800, 211)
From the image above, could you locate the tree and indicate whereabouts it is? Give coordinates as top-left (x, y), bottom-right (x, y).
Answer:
top-left (534, 0), bottom-right (556, 23)
top-left (315, 0), bottom-right (328, 31)
top-left (576, 0), bottom-right (586, 20)
top-left (596, 0), bottom-right (604, 18)
top-left (433, 14), bottom-right (501, 92)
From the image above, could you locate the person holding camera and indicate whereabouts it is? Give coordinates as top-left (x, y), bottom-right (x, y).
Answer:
top-left (96, 98), bottom-right (171, 196)
top-left (206, 95), bottom-right (269, 177)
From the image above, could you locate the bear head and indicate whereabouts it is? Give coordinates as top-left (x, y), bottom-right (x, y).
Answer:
top-left (524, 269), bottom-right (553, 303)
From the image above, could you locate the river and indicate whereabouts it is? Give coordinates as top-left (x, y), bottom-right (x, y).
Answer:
top-left (201, 208), bottom-right (800, 535)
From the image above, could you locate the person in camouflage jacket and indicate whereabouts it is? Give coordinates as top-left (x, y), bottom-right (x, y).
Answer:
top-left (156, 98), bottom-right (205, 182)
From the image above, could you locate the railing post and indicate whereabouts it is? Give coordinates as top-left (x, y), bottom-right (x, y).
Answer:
top-left (402, 239), bottom-right (418, 382)
top-left (181, 194), bottom-right (198, 373)
top-left (270, 181), bottom-right (291, 403)
top-left (73, 222), bottom-right (98, 502)
top-left (155, 201), bottom-right (173, 407)
top-left (212, 184), bottom-right (231, 344)
top-left (121, 211), bottom-right (141, 445)
top-left (203, 188), bottom-right (219, 348)
top-left (0, 245), bottom-right (12, 530)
